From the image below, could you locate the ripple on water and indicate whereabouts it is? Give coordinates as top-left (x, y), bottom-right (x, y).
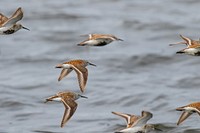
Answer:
top-left (32, 130), bottom-right (62, 133)
top-left (1, 0), bottom-right (200, 133)
top-left (0, 101), bottom-right (31, 110)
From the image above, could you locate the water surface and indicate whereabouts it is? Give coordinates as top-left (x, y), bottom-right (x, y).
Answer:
top-left (0, 0), bottom-right (200, 133)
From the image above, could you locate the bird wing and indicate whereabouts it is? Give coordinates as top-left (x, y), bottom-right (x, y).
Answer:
top-left (112, 111), bottom-right (132, 125)
top-left (77, 38), bottom-right (90, 45)
top-left (179, 34), bottom-right (192, 46)
top-left (3, 7), bottom-right (23, 26)
top-left (131, 117), bottom-right (149, 127)
top-left (176, 106), bottom-right (185, 111)
top-left (170, 35), bottom-right (193, 47)
top-left (95, 34), bottom-right (121, 41)
top-left (131, 112), bottom-right (152, 127)
top-left (0, 13), bottom-right (8, 27)
top-left (58, 68), bottom-right (73, 81)
top-left (60, 98), bottom-right (77, 127)
top-left (45, 94), bottom-right (59, 103)
top-left (79, 34), bottom-right (91, 39)
top-left (177, 112), bottom-right (192, 125)
top-left (71, 65), bottom-right (88, 93)
top-left (169, 42), bottom-right (187, 46)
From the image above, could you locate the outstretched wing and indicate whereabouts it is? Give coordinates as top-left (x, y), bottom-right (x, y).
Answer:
top-left (112, 111), bottom-right (131, 125)
top-left (177, 112), bottom-right (192, 125)
top-left (131, 111), bottom-right (152, 127)
top-left (71, 65), bottom-right (88, 93)
top-left (58, 68), bottom-right (73, 81)
top-left (0, 13), bottom-right (8, 27)
top-left (112, 111), bottom-right (140, 128)
top-left (60, 98), bottom-right (77, 127)
top-left (3, 7), bottom-right (23, 26)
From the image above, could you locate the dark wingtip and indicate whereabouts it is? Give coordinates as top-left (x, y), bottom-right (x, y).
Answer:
top-left (55, 64), bottom-right (62, 68)
top-left (77, 43), bottom-right (86, 46)
top-left (176, 107), bottom-right (184, 111)
top-left (61, 123), bottom-right (64, 128)
top-left (176, 51), bottom-right (184, 54)
top-left (169, 44), bottom-right (175, 46)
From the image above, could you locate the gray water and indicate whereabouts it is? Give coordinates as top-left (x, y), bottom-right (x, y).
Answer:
top-left (0, 0), bottom-right (200, 133)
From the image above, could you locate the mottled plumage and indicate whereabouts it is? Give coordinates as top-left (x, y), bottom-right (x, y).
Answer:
top-left (170, 35), bottom-right (200, 56)
top-left (55, 59), bottom-right (96, 93)
top-left (0, 7), bottom-right (29, 35)
top-left (77, 33), bottom-right (123, 46)
top-left (112, 111), bottom-right (140, 128)
top-left (45, 91), bottom-right (87, 127)
top-left (116, 111), bottom-right (155, 133)
top-left (176, 102), bottom-right (200, 125)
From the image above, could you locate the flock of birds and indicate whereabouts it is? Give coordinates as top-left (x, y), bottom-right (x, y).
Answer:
top-left (1, 7), bottom-right (200, 133)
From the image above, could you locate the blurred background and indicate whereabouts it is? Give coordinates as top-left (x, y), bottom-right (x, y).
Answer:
top-left (0, 0), bottom-right (200, 132)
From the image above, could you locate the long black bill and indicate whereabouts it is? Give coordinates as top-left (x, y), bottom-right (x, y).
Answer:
top-left (117, 38), bottom-right (123, 41)
top-left (79, 94), bottom-right (88, 99)
top-left (88, 62), bottom-right (96, 67)
top-left (22, 26), bottom-right (30, 31)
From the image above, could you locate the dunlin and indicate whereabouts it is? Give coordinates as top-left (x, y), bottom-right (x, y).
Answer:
top-left (112, 111), bottom-right (140, 128)
top-left (116, 111), bottom-right (160, 133)
top-left (176, 102), bottom-right (200, 125)
top-left (55, 59), bottom-right (96, 93)
top-left (77, 33), bottom-right (123, 46)
top-left (170, 35), bottom-right (200, 56)
top-left (45, 91), bottom-right (87, 127)
top-left (0, 7), bottom-right (29, 35)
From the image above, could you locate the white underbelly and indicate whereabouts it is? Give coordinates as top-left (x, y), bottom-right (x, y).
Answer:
top-left (62, 64), bottom-right (72, 69)
top-left (85, 40), bottom-right (100, 45)
top-left (51, 97), bottom-right (62, 102)
top-left (185, 48), bottom-right (200, 55)
top-left (119, 126), bottom-right (143, 133)
top-left (0, 26), bottom-right (13, 35)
